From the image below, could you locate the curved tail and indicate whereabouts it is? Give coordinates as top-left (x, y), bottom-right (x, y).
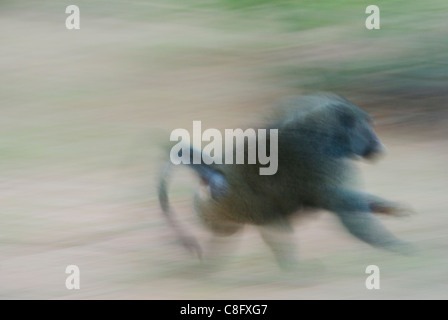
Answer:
top-left (157, 147), bottom-right (228, 259)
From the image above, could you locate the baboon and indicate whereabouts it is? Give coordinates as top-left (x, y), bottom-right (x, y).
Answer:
top-left (158, 93), bottom-right (414, 271)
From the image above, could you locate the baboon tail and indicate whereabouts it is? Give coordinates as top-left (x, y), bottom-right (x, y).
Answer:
top-left (158, 147), bottom-right (229, 259)
top-left (158, 161), bottom-right (203, 259)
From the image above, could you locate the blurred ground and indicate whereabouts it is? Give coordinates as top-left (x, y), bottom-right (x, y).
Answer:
top-left (1, 1), bottom-right (447, 299)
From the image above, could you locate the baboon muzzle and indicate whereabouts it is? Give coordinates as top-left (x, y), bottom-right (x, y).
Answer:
top-left (363, 139), bottom-right (387, 160)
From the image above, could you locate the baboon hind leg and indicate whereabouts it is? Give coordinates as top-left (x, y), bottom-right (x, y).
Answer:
top-left (200, 213), bottom-right (244, 270)
top-left (258, 219), bottom-right (299, 271)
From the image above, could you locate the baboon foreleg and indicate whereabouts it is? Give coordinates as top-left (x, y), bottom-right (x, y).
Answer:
top-left (320, 188), bottom-right (415, 254)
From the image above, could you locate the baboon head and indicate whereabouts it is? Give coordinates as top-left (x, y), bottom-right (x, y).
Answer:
top-left (277, 93), bottom-right (386, 160)
top-left (331, 96), bottom-right (386, 160)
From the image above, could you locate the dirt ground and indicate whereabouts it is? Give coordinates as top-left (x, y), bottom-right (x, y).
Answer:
top-left (1, 4), bottom-right (448, 299)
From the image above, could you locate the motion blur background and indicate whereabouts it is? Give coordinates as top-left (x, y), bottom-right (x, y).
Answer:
top-left (1, 0), bottom-right (447, 299)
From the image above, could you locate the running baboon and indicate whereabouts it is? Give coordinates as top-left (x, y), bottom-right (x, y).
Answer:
top-left (158, 93), bottom-right (414, 270)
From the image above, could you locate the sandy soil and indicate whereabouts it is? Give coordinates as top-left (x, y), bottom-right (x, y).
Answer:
top-left (1, 5), bottom-right (447, 299)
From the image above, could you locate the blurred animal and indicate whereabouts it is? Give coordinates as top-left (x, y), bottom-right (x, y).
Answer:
top-left (158, 93), bottom-right (414, 270)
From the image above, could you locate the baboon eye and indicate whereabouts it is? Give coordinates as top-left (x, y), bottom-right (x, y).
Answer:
top-left (338, 111), bottom-right (355, 128)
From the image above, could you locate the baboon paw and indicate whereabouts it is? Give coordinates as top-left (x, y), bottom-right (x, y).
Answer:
top-left (388, 203), bottom-right (416, 218)
top-left (180, 236), bottom-right (203, 260)
top-left (387, 241), bottom-right (418, 256)
top-left (372, 202), bottom-right (416, 218)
